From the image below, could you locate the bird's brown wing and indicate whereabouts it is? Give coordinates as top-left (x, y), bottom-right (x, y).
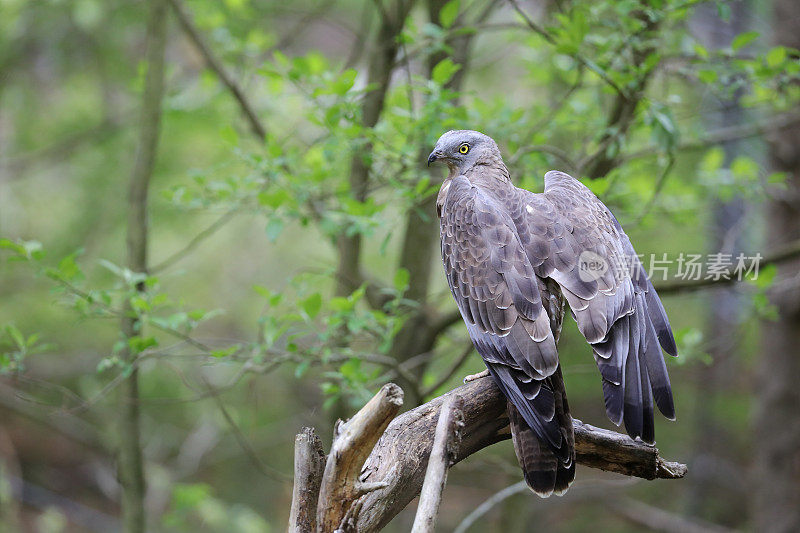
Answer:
top-left (514, 170), bottom-right (676, 443)
top-left (439, 175), bottom-right (574, 495)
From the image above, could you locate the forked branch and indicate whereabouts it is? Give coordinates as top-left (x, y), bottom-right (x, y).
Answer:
top-left (292, 377), bottom-right (686, 532)
top-left (316, 383), bottom-right (404, 531)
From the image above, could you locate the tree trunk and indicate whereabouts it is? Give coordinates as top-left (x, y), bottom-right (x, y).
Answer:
top-left (388, 0), bottom-right (480, 401)
top-left (334, 0), bottom-right (416, 298)
top-left (753, 1), bottom-right (800, 531)
top-left (687, 2), bottom-right (749, 522)
top-left (118, 1), bottom-right (168, 531)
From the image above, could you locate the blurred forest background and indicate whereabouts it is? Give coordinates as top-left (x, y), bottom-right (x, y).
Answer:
top-left (1, 0), bottom-right (799, 531)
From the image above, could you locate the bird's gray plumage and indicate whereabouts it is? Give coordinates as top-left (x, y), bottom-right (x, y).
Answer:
top-left (431, 130), bottom-right (677, 496)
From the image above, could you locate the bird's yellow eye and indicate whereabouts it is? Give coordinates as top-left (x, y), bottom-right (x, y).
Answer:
top-left (459, 143), bottom-right (470, 154)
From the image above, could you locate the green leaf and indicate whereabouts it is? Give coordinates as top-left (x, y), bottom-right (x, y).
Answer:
top-left (749, 263), bottom-right (776, 289)
top-left (265, 217), bottom-right (284, 243)
top-left (731, 31), bottom-right (758, 52)
top-left (254, 285), bottom-right (282, 306)
top-left (0, 239), bottom-right (43, 261)
top-left (171, 483), bottom-right (212, 510)
top-left (5, 325), bottom-right (25, 350)
top-left (766, 46), bottom-right (787, 68)
top-left (693, 43), bottom-right (709, 59)
top-left (439, 0), bottom-right (459, 29)
top-left (301, 292), bottom-right (322, 319)
top-left (211, 345), bottom-right (240, 358)
top-left (698, 69), bottom-right (717, 83)
top-left (57, 252), bottom-right (82, 281)
top-left (219, 125), bottom-right (239, 145)
top-left (257, 189), bottom-right (290, 209)
top-left (339, 358), bottom-right (362, 381)
top-left (295, 359), bottom-right (310, 378)
top-left (128, 336), bottom-right (157, 354)
top-left (329, 296), bottom-right (352, 312)
top-left (332, 69), bottom-right (357, 95)
top-left (431, 58), bottom-right (461, 85)
top-left (393, 268), bottom-right (410, 292)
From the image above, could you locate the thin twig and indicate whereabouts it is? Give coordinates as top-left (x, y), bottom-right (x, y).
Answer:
top-left (507, 0), bottom-right (626, 97)
top-left (421, 342), bottom-right (474, 398)
top-left (168, 0), bottom-right (267, 140)
top-left (453, 478), bottom-right (638, 533)
top-left (624, 110), bottom-right (800, 162)
top-left (150, 208), bottom-right (237, 273)
top-left (610, 496), bottom-right (735, 533)
top-left (199, 375), bottom-right (291, 482)
top-left (633, 153), bottom-right (676, 225)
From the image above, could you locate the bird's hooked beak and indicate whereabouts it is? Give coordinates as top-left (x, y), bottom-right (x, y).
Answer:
top-left (427, 151), bottom-right (440, 167)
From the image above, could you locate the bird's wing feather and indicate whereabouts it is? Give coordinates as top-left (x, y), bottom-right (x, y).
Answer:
top-left (439, 175), bottom-right (575, 485)
top-left (440, 175), bottom-right (559, 378)
top-left (511, 170), bottom-right (676, 442)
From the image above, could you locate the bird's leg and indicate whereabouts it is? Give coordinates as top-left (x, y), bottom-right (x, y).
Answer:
top-left (463, 369), bottom-right (490, 383)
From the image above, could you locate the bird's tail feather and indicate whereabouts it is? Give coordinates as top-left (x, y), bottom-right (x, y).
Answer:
top-left (508, 367), bottom-right (575, 497)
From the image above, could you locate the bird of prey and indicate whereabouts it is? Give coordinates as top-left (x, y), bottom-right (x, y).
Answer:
top-left (428, 130), bottom-right (677, 497)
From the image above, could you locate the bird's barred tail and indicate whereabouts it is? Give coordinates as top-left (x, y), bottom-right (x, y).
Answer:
top-left (508, 367), bottom-right (575, 497)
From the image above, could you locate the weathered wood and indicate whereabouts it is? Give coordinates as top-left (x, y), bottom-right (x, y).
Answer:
top-left (410, 395), bottom-right (465, 533)
top-left (353, 376), bottom-right (685, 531)
top-left (316, 383), bottom-right (404, 532)
top-left (574, 420), bottom-right (687, 480)
top-left (288, 427), bottom-right (326, 532)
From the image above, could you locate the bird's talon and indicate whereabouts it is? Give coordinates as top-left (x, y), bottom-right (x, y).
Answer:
top-left (463, 369), bottom-right (490, 383)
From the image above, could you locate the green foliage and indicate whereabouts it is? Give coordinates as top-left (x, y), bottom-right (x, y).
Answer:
top-left (164, 483), bottom-right (270, 532)
top-left (0, 323), bottom-right (52, 374)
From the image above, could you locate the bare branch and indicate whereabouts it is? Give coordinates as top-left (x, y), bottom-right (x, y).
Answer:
top-left (411, 395), bottom-right (465, 533)
top-left (288, 427), bottom-right (326, 532)
top-left (421, 342), bottom-right (474, 398)
top-left (316, 383), bottom-right (404, 532)
top-left (151, 208), bottom-right (237, 273)
top-left (610, 496), bottom-right (735, 533)
top-left (575, 419), bottom-right (687, 480)
top-left (624, 110), bottom-right (800, 162)
top-left (655, 237), bottom-right (800, 294)
top-left (351, 377), bottom-right (685, 531)
top-left (425, 309), bottom-right (464, 344)
top-left (454, 478), bottom-right (637, 533)
top-left (168, 0), bottom-right (266, 140)
top-left (200, 376), bottom-right (290, 482)
top-left (632, 153), bottom-right (676, 225)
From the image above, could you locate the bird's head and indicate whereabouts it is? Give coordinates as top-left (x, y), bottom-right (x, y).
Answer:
top-left (427, 130), bottom-right (502, 174)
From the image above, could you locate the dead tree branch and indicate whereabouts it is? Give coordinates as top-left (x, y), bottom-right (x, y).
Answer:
top-left (316, 383), bottom-right (404, 531)
top-left (297, 376), bottom-right (686, 532)
top-left (289, 427), bottom-right (326, 532)
top-left (411, 395), bottom-right (465, 533)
